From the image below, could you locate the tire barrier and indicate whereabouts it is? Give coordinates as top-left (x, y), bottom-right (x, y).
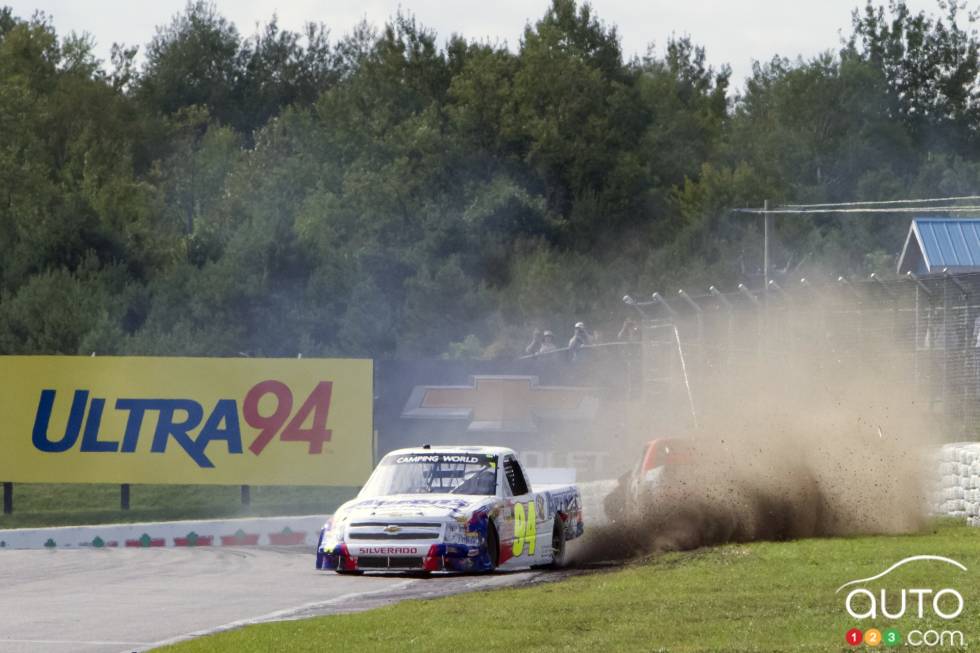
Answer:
top-left (931, 443), bottom-right (980, 527)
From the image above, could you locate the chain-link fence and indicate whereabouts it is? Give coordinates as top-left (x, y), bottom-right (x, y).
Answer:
top-left (630, 272), bottom-right (980, 441)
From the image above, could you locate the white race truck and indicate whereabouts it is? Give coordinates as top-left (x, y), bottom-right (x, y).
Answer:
top-left (316, 445), bottom-right (585, 573)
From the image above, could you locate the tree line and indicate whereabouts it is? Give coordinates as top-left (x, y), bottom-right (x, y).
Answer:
top-left (1, 0), bottom-right (979, 359)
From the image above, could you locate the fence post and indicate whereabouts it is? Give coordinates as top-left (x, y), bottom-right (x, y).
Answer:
top-left (241, 485), bottom-right (251, 506)
top-left (120, 484), bottom-right (130, 511)
top-left (2, 482), bottom-right (10, 515)
top-left (763, 199), bottom-right (771, 300)
top-left (943, 274), bottom-right (950, 430)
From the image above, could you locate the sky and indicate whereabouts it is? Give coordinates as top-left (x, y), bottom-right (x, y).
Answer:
top-left (8, 0), bottom-right (942, 86)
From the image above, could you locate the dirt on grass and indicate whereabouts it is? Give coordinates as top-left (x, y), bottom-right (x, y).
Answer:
top-left (575, 301), bottom-right (937, 562)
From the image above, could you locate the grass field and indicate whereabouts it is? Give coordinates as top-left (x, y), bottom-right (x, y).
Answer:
top-left (156, 521), bottom-right (977, 653)
top-left (0, 483), bottom-right (358, 528)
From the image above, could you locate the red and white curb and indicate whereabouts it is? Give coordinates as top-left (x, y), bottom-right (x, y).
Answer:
top-left (0, 515), bottom-right (328, 550)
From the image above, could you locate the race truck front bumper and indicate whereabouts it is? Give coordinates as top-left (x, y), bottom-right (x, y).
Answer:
top-left (315, 517), bottom-right (493, 573)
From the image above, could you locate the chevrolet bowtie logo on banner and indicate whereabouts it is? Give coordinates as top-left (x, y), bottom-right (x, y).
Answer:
top-left (400, 375), bottom-right (598, 432)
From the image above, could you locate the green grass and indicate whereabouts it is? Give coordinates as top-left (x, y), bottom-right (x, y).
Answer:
top-left (156, 521), bottom-right (978, 652)
top-left (0, 483), bottom-right (358, 528)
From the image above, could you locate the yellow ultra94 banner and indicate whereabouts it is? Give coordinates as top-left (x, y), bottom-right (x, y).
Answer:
top-left (0, 356), bottom-right (374, 485)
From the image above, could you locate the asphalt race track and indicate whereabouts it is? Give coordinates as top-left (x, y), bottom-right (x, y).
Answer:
top-left (0, 546), bottom-right (548, 653)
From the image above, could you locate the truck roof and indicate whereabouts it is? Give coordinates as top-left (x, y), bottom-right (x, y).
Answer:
top-left (382, 445), bottom-right (517, 458)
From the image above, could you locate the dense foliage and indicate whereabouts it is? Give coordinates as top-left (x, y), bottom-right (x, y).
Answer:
top-left (2, 0), bottom-right (980, 358)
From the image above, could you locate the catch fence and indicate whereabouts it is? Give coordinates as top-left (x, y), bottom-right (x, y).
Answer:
top-left (627, 272), bottom-right (980, 441)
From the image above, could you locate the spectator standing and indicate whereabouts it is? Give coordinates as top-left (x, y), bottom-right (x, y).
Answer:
top-left (568, 321), bottom-right (592, 360)
top-left (617, 318), bottom-right (640, 341)
top-left (538, 330), bottom-right (558, 354)
top-left (525, 328), bottom-right (543, 356)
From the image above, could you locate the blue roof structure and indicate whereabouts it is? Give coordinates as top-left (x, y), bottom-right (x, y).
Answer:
top-left (897, 218), bottom-right (980, 275)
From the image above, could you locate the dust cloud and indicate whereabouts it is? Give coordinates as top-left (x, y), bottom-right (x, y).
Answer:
top-left (573, 302), bottom-right (938, 563)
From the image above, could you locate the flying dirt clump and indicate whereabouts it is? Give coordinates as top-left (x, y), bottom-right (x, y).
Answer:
top-left (575, 310), bottom-right (937, 563)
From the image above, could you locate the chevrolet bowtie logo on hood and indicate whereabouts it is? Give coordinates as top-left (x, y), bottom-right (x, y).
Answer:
top-left (383, 525), bottom-right (402, 534)
top-left (400, 375), bottom-right (598, 432)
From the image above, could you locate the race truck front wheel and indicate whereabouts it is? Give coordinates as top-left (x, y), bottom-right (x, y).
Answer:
top-left (486, 522), bottom-right (500, 571)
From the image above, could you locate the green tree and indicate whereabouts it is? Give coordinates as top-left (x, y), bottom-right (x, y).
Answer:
top-left (850, 0), bottom-right (980, 153)
top-left (139, 1), bottom-right (241, 125)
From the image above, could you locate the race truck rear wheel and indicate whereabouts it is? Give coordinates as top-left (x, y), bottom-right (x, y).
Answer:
top-left (547, 518), bottom-right (568, 568)
top-left (532, 518), bottom-right (568, 570)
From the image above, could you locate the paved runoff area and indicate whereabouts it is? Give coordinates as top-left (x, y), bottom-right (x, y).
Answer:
top-left (0, 546), bottom-right (546, 653)
top-left (0, 482), bottom-right (612, 653)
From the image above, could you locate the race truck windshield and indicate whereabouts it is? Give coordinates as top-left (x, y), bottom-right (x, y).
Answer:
top-left (359, 453), bottom-right (498, 497)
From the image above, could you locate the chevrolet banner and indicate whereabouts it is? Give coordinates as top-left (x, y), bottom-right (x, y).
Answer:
top-left (0, 356), bottom-right (373, 485)
top-left (375, 355), bottom-right (639, 481)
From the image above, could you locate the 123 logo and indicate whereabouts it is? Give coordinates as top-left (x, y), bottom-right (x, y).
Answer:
top-left (838, 555), bottom-right (968, 648)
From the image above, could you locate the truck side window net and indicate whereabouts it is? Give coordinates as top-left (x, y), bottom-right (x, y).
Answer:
top-left (503, 457), bottom-right (529, 496)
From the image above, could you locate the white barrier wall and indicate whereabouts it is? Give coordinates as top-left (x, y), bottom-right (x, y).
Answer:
top-left (0, 515), bottom-right (327, 550)
top-left (931, 442), bottom-right (980, 527)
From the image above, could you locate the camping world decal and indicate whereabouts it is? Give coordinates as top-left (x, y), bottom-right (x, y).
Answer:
top-left (0, 356), bottom-right (373, 485)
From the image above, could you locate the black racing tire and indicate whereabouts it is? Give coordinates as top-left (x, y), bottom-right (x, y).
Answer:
top-left (533, 518), bottom-right (569, 570)
top-left (486, 522), bottom-right (500, 571)
top-left (548, 518), bottom-right (568, 568)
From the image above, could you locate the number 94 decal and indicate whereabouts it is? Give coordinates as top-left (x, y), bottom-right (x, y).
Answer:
top-left (512, 502), bottom-right (536, 556)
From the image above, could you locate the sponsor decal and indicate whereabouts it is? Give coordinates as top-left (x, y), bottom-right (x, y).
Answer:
top-left (353, 497), bottom-right (475, 509)
top-left (357, 546), bottom-right (423, 555)
top-left (0, 356), bottom-right (373, 485)
top-left (444, 520), bottom-right (480, 545)
top-left (512, 501), bottom-right (537, 557)
top-left (392, 454), bottom-right (492, 465)
top-left (838, 555), bottom-right (968, 648)
top-left (32, 382), bottom-right (332, 467)
top-left (401, 375), bottom-right (597, 432)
